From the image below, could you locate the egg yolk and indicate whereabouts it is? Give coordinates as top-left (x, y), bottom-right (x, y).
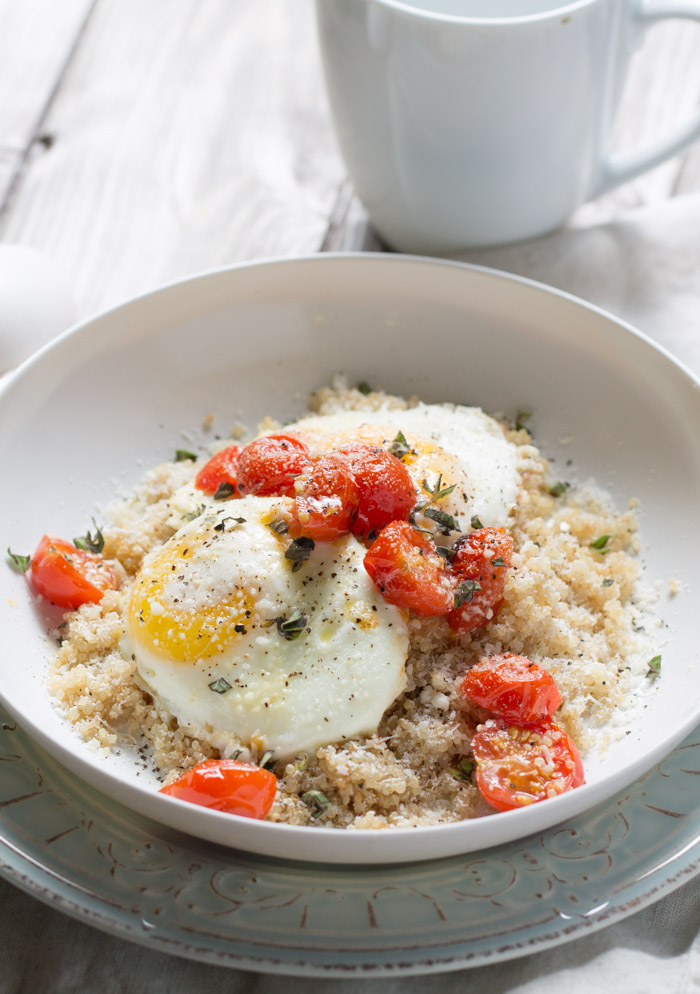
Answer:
top-left (128, 535), bottom-right (254, 663)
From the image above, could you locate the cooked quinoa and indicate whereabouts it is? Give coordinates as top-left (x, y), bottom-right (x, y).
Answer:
top-left (48, 381), bottom-right (657, 829)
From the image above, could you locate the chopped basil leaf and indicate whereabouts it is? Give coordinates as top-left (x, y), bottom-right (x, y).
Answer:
top-left (267, 518), bottom-right (289, 535)
top-left (549, 481), bottom-right (570, 497)
top-left (285, 536), bottom-right (315, 571)
top-left (515, 409), bottom-right (532, 432)
top-left (491, 557), bottom-right (506, 567)
top-left (450, 757), bottom-right (474, 782)
top-left (602, 577), bottom-right (614, 587)
top-left (183, 504), bottom-right (205, 521)
top-left (454, 579), bottom-right (481, 609)
top-left (73, 519), bottom-right (105, 554)
top-left (647, 655), bottom-right (662, 678)
top-left (408, 500), bottom-right (432, 535)
top-left (388, 430), bottom-right (411, 460)
top-left (435, 545), bottom-right (456, 562)
top-left (275, 609), bottom-right (308, 641)
top-left (302, 789), bottom-right (332, 819)
top-left (214, 482), bottom-right (236, 500)
top-left (7, 548), bottom-right (31, 573)
top-left (424, 506), bottom-right (459, 535)
top-left (357, 381), bottom-right (372, 396)
top-left (589, 534), bottom-right (612, 551)
top-left (214, 516), bottom-right (246, 532)
top-left (470, 515), bottom-right (483, 530)
top-left (421, 474), bottom-right (457, 502)
top-left (208, 677), bottom-right (232, 694)
top-left (175, 449), bottom-right (197, 462)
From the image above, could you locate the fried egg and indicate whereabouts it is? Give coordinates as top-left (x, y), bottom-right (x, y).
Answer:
top-left (125, 496), bottom-right (409, 760)
top-left (279, 403), bottom-right (519, 535)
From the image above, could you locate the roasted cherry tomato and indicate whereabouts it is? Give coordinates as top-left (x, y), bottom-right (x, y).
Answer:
top-left (236, 434), bottom-right (310, 497)
top-left (471, 718), bottom-right (584, 812)
top-left (337, 444), bottom-right (414, 539)
top-left (290, 454), bottom-right (360, 542)
top-left (447, 527), bottom-right (514, 633)
top-left (461, 653), bottom-right (562, 725)
top-left (159, 759), bottom-right (277, 818)
top-left (363, 519), bottom-right (454, 616)
top-left (195, 444), bottom-right (242, 494)
top-left (29, 535), bottom-right (120, 609)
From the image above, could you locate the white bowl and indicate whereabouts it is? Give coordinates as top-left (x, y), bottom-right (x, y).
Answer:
top-left (1, 254), bottom-right (698, 864)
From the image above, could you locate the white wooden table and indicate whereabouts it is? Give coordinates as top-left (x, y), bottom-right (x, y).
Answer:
top-left (1, 1), bottom-right (700, 990)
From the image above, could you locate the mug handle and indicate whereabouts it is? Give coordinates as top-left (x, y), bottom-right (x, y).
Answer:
top-left (594, 0), bottom-right (700, 196)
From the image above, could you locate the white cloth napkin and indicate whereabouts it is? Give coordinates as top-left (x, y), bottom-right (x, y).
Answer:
top-left (2, 195), bottom-right (700, 994)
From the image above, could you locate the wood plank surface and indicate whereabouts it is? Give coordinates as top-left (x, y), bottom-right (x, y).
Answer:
top-left (0, 0), bottom-right (344, 318)
top-left (1, 1), bottom-right (700, 311)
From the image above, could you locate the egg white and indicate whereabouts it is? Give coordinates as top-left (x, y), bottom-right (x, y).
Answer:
top-left (125, 496), bottom-right (409, 760)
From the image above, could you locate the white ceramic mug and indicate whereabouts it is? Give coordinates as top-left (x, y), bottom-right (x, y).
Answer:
top-left (316, 0), bottom-right (700, 252)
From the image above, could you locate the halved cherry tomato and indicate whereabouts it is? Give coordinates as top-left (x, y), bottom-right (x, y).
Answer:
top-left (236, 434), bottom-right (310, 497)
top-left (159, 759), bottom-right (277, 819)
top-left (290, 454), bottom-right (360, 542)
top-left (363, 519), bottom-right (454, 616)
top-left (447, 527), bottom-right (514, 634)
top-left (30, 535), bottom-right (120, 609)
top-left (461, 653), bottom-right (562, 725)
top-left (471, 718), bottom-right (584, 812)
top-left (337, 444), bottom-right (415, 538)
top-left (195, 444), bottom-right (242, 494)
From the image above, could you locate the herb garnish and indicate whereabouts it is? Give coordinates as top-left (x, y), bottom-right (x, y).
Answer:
top-left (357, 381), bottom-right (372, 396)
top-left (549, 481), bottom-right (570, 497)
top-left (259, 750), bottom-right (276, 770)
top-left (214, 482), bottom-right (236, 500)
top-left (470, 515), bottom-right (483, 530)
top-left (589, 534), bottom-right (612, 552)
top-left (602, 577), bottom-right (614, 588)
top-left (274, 609), bottom-right (308, 641)
top-left (285, 536), bottom-right (315, 571)
top-left (388, 430), bottom-right (411, 460)
top-left (435, 545), bottom-right (456, 562)
top-left (74, 519), bottom-right (105, 554)
top-left (183, 504), bottom-right (205, 521)
top-left (450, 757), bottom-right (474, 782)
top-left (423, 506), bottom-right (459, 535)
top-left (175, 449), bottom-right (197, 462)
top-left (214, 516), bottom-right (246, 532)
top-left (208, 677), bottom-right (232, 694)
top-left (421, 474), bottom-right (457, 502)
top-left (492, 557), bottom-right (506, 567)
top-left (302, 789), bottom-right (332, 819)
top-left (267, 518), bottom-right (289, 535)
top-left (647, 655), bottom-right (662, 679)
top-left (7, 548), bottom-right (31, 573)
top-left (515, 410), bottom-right (532, 432)
top-left (454, 579), bottom-right (481, 609)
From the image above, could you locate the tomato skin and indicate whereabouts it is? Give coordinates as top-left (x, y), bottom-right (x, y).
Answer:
top-left (337, 444), bottom-right (415, 538)
top-left (461, 653), bottom-right (562, 725)
top-left (363, 520), bottom-right (454, 616)
top-left (236, 435), bottom-right (310, 497)
top-left (472, 718), bottom-right (584, 812)
top-left (290, 454), bottom-right (360, 542)
top-left (195, 445), bottom-right (242, 494)
top-left (447, 527), bottom-right (514, 633)
top-left (30, 535), bottom-right (120, 609)
top-left (159, 759), bottom-right (277, 819)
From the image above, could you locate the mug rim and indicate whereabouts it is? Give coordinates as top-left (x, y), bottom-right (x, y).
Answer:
top-left (367, 0), bottom-right (599, 25)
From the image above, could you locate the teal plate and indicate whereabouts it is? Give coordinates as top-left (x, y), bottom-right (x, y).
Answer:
top-left (1, 706), bottom-right (698, 977)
